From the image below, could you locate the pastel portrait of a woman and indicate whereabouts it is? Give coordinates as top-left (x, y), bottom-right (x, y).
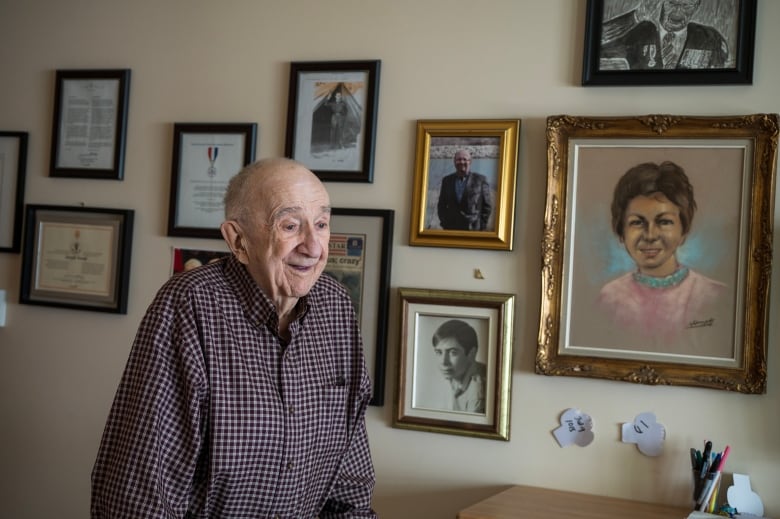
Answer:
top-left (596, 160), bottom-right (730, 355)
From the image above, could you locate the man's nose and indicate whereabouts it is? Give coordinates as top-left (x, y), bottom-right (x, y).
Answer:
top-left (299, 225), bottom-right (324, 256)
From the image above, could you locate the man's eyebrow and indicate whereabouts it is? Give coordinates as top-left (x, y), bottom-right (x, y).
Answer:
top-left (271, 206), bottom-right (302, 222)
top-left (271, 205), bottom-right (332, 222)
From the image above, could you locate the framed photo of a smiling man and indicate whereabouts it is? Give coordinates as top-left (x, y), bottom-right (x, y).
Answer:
top-left (536, 114), bottom-right (778, 394)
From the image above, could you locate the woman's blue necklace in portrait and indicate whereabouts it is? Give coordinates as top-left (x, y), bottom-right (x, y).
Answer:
top-left (633, 265), bottom-right (690, 289)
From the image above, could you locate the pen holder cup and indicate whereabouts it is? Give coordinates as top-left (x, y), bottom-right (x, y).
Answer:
top-left (692, 469), bottom-right (722, 512)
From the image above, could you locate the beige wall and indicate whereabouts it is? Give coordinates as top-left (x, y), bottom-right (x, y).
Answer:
top-left (0, 1), bottom-right (778, 518)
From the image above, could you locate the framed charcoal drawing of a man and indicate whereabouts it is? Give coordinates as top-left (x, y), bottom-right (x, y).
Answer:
top-left (582, 0), bottom-right (757, 85)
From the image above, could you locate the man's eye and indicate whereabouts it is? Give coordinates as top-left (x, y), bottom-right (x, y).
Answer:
top-left (317, 221), bottom-right (329, 230)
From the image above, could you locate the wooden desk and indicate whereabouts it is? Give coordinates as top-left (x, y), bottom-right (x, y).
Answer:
top-left (457, 485), bottom-right (691, 519)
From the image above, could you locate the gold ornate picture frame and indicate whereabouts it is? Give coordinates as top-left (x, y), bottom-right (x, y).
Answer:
top-left (395, 288), bottom-right (514, 440)
top-left (536, 114), bottom-right (777, 394)
top-left (409, 119), bottom-right (519, 250)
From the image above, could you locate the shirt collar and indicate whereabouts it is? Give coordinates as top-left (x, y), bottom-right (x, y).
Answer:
top-left (660, 26), bottom-right (688, 42)
top-left (222, 254), bottom-right (309, 330)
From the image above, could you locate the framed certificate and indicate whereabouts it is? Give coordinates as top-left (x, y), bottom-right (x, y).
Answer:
top-left (167, 122), bottom-right (257, 239)
top-left (0, 131), bottom-right (28, 253)
top-left (49, 69), bottom-right (131, 179)
top-left (20, 205), bottom-right (134, 314)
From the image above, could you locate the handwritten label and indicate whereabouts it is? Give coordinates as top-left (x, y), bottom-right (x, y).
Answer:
top-left (621, 412), bottom-right (665, 456)
top-left (552, 408), bottom-right (594, 448)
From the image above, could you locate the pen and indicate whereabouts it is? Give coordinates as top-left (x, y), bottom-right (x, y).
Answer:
top-left (690, 448), bottom-right (698, 470)
top-left (709, 453), bottom-right (721, 473)
top-left (716, 445), bottom-right (730, 472)
top-left (696, 472), bottom-right (717, 507)
top-left (698, 471), bottom-right (722, 512)
top-left (700, 440), bottom-right (713, 478)
top-left (696, 445), bottom-right (731, 512)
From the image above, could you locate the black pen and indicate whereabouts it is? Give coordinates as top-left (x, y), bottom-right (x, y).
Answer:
top-left (700, 440), bottom-right (713, 478)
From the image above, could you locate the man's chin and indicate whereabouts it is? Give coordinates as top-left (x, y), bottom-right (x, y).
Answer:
top-left (288, 282), bottom-right (318, 298)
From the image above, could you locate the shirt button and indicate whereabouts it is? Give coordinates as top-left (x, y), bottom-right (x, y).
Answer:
top-left (287, 461), bottom-right (294, 470)
top-left (288, 405), bottom-right (294, 415)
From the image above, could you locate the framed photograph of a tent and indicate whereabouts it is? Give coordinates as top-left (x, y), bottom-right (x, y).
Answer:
top-left (285, 60), bottom-right (381, 183)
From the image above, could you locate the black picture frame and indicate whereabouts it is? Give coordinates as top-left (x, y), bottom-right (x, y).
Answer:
top-left (327, 208), bottom-right (394, 405)
top-left (20, 204), bottom-right (134, 314)
top-left (0, 131), bottom-right (28, 253)
top-left (50, 69), bottom-right (131, 179)
top-left (582, 0), bottom-right (757, 86)
top-left (285, 60), bottom-right (381, 183)
top-left (167, 123), bottom-right (257, 239)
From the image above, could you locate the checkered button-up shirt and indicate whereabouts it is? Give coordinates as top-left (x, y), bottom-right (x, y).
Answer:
top-left (91, 255), bottom-right (377, 518)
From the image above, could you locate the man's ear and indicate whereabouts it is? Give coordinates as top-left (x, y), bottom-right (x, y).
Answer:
top-left (220, 220), bottom-right (250, 265)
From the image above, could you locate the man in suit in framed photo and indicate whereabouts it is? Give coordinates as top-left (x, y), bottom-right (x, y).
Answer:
top-left (436, 149), bottom-right (492, 231)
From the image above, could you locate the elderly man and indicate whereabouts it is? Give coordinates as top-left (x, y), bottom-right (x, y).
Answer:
top-left (599, 0), bottom-right (729, 70)
top-left (91, 158), bottom-right (377, 518)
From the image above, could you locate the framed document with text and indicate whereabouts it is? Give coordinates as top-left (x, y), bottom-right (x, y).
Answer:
top-left (49, 69), bottom-right (131, 179)
top-left (20, 205), bottom-right (134, 314)
top-left (168, 123), bottom-right (257, 239)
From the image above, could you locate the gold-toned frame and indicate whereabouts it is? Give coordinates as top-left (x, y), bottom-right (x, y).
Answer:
top-left (536, 114), bottom-right (778, 394)
top-left (409, 119), bottom-right (520, 250)
top-left (394, 288), bottom-right (514, 440)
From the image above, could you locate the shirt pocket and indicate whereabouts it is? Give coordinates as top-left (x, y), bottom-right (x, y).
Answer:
top-left (315, 384), bottom-right (349, 458)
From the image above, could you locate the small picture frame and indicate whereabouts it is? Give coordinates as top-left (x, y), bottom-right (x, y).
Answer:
top-left (167, 123), bottom-right (257, 239)
top-left (409, 119), bottom-right (519, 250)
top-left (582, 0), bottom-right (757, 86)
top-left (49, 69), bottom-right (131, 179)
top-left (284, 60), bottom-right (381, 182)
top-left (20, 204), bottom-right (134, 314)
top-left (536, 114), bottom-right (778, 393)
top-left (0, 131), bottom-right (28, 253)
top-left (394, 288), bottom-right (514, 440)
top-left (326, 208), bottom-right (394, 406)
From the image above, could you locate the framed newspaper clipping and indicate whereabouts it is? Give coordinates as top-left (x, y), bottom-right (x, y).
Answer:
top-left (326, 208), bottom-right (394, 405)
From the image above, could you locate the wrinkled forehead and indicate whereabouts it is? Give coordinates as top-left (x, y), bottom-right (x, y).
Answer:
top-left (259, 166), bottom-right (331, 221)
